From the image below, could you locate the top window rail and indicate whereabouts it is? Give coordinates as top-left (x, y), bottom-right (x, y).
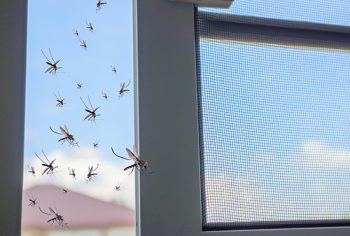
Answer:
top-left (197, 12), bottom-right (350, 51)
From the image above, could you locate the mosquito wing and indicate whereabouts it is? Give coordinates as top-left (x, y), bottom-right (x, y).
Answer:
top-left (126, 147), bottom-right (140, 162)
top-left (60, 125), bottom-right (70, 136)
top-left (59, 126), bottom-right (66, 134)
top-left (49, 208), bottom-right (57, 215)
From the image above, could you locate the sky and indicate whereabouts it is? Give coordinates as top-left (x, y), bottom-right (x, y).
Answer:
top-left (198, 1), bottom-right (350, 225)
top-left (23, 0), bottom-right (135, 228)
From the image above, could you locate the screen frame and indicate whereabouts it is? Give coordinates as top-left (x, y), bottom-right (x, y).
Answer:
top-left (134, 0), bottom-right (350, 235)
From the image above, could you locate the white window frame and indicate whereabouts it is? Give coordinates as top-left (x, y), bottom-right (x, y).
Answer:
top-left (0, 0), bottom-right (27, 235)
top-left (134, 0), bottom-right (350, 235)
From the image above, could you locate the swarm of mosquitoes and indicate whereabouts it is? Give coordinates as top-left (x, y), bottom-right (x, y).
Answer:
top-left (26, 0), bottom-right (151, 228)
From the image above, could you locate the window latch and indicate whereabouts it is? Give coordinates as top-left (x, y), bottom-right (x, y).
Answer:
top-left (170, 0), bottom-right (234, 8)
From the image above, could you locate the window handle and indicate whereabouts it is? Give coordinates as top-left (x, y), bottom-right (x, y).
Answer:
top-left (170, 0), bottom-right (234, 8)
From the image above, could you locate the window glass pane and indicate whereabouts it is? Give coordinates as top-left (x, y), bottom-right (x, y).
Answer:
top-left (22, 0), bottom-right (135, 235)
top-left (197, 13), bottom-right (350, 230)
top-left (201, 0), bottom-right (350, 26)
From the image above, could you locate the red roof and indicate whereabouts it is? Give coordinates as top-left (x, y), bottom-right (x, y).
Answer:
top-left (22, 185), bottom-right (135, 229)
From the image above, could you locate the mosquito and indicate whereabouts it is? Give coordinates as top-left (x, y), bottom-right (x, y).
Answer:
top-left (73, 29), bottom-right (79, 37)
top-left (62, 187), bottom-right (68, 194)
top-left (27, 165), bottom-right (36, 176)
top-left (86, 22), bottom-right (94, 32)
top-left (50, 125), bottom-right (78, 146)
top-left (86, 163), bottom-right (99, 182)
top-left (79, 39), bottom-right (88, 50)
top-left (102, 92), bottom-right (108, 100)
top-left (27, 192), bottom-right (38, 207)
top-left (68, 168), bottom-right (76, 179)
top-left (111, 66), bottom-right (117, 74)
top-left (80, 96), bottom-right (101, 122)
top-left (39, 207), bottom-right (67, 227)
top-left (111, 147), bottom-right (148, 175)
top-left (35, 150), bottom-right (58, 175)
top-left (54, 92), bottom-right (65, 107)
top-left (76, 82), bottom-right (83, 89)
top-left (119, 81), bottom-right (131, 98)
top-left (41, 49), bottom-right (62, 74)
top-left (97, 0), bottom-right (107, 10)
top-left (93, 139), bottom-right (99, 148)
top-left (115, 185), bottom-right (121, 191)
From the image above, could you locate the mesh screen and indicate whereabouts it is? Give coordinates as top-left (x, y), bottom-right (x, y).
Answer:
top-left (196, 6), bottom-right (350, 230)
top-left (201, 0), bottom-right (350, 26)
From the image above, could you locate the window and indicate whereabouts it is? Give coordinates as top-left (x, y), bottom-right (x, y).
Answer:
top-left (135, 0), bottom-right (350, 235)
top-left (197, 17), bottom-right (350, 230)
top-left (21, 1), bottom-right (136, 235)
top-left (2, 0), bottom-right (350, 235)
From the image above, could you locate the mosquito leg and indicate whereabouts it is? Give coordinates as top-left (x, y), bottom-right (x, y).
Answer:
top-left (50, 126), bottom-right (62, 135)
top-left (48, 48), bottom-right (55, 63)
top-left (80, 97), bottom-right (89, 110)
top-left (87, 96), bottom-right (94, 110)
top-left (41, 49), bottom-right (51, 63)
top-left (111, 147), bottom-right (130, 160)
top-left (58, 137), bottom-right (66, 143)
top-left (128, 166), bottom-right (135, 175)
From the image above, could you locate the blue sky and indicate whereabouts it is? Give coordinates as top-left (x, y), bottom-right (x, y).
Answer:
top-left (25, 0), bottom-right (134, 161)
top-left (23, 0), bottom-right (135, 215)
top-left (198, 3), bottom-right (350, 224)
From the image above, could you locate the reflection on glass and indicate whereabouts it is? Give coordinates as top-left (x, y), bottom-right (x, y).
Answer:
top-left (22, 0), bottom-right (135, 235)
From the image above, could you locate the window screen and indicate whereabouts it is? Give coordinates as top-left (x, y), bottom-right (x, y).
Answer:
top-left (196, 4), bottom-right (350, 230)
top-left (201, 0), bottom-right (350, 26)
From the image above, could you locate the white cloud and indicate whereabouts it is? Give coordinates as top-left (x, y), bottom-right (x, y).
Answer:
top-left (204, 141), bottom-right (350, 224)
top-left (204, 175), bottom-right (289, 223)
top-left (295, 141), bottom-right (350, 169)
top-left (23, 147), bottom-right (135, 209)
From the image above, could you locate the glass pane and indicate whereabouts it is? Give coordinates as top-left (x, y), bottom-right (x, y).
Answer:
top-left (201, 0), bottom-right (350, 26)
top-left (22, 0), bottom-right (135, 235)
top-left (197, 14), bottom-right (350, 230)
